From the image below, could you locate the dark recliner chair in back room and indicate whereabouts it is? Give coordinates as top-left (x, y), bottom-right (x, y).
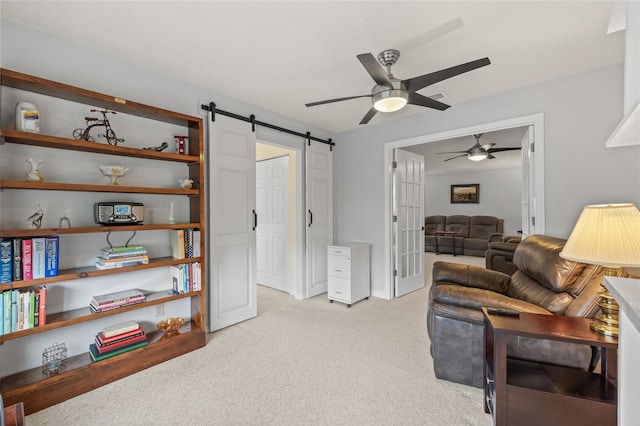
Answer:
top-left (485, 234), bottom-right (522, 275)
top-left (427, 234), bottom-right (604, 388)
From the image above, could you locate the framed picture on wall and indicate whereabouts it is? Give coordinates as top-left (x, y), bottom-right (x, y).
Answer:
top-left (451, 184), bottom-right (479, 204)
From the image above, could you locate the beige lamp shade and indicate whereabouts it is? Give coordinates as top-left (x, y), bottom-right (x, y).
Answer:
top-left (560, 203), bottom-right (640, 268)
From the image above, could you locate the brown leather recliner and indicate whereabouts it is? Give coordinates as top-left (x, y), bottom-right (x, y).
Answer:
top-left (485, 234), bottom-right (522, 275)
top-left (427, 234), bottom-right (603, 387)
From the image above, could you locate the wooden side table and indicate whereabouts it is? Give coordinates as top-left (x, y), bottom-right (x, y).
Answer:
top-left (482, 308), bottom-right (618, 426)
top-left (434, 230), bottom-right (458, 256)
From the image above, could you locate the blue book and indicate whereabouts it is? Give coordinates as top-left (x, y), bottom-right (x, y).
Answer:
top-left (0, 239), bottom-right (12, 284)
top-left (12, 238), bottom-right (22, 281)
top-left (11, 289), bottom-right (19, 332)
top-left (31, 237), bottom-right (46, 279)
top-left (45, 236), bottom-right (59, 277)
top-left (2, 291), bottom-right (11, 334)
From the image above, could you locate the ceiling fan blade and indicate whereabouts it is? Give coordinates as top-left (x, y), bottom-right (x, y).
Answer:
top-left (487, 154), bottom-right (496, 159)
top-left (407, 92), bottom-right (450, 111)
top-left (306, 94), bottom-right (372, 107)
top-left (480, 143), bottom-right (496, 150)
top-left (359, 107), bottom-right (378, 125)
top-left (487, 147), bottom-right (522, 153)
top-left (403, 57), bottom-right (491, 92)
top-left (357, 53), bottom-right (392, 87)
top-left (443, 154), bottom-right (468, 162)
top-left (436, 150), bottom-right (469, 155)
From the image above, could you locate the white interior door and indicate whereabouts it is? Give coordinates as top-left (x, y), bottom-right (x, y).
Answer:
top-left (209, 114), bottom-right (257, 331)
top-left (520, 126), bottom-right (534, 237)
top-left (393, 149), bottom-right (425, 297)
top-left (256, 156), bottom-right (290, 292)
top-left (305, 140), bottom-right (333, 298)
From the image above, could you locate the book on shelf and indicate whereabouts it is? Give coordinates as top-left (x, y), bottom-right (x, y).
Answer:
top-left (31, 237), bottom-right (46, 279)
top-left (185, 228), bottom-right (194, 258)
top-left (45, 236), bottom-right (59, 277)
top-left (91, 289), bottom-right (145, 307)
top-left (95, 257), bottom-right (149, 270)
top-left (0, 239), bottom-right (12, 284)
top-left (100, 320), bottom-right (141, 338)
top-left (89, 296), bottom-right (145, 313)
top-left (95, 332), bottom-right (147, 354)
top-left (2, 291), bottom-right (10, 334)
top-left (0, 292), bottom-right (3, 335)
top-left (38, 285), bottom-right (47, 326)
top-left (100, 245), bottom-right (145, 253)
top-left (170, 229), bottom-right (185, 259)
top-left (12, 238), bottom-right (22, 281)
top-left (21, 239), bottom-right (32, 280)
top-left (10, 290), bottom-right (18, 332)
top-left (89, 340), bottom-right (148, 362)
top-left (193, 230), bottom-right (201, 257)
top-left (97, 327), bottom-right (144, 346)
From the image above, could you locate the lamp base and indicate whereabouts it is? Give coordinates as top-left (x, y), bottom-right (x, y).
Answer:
top-left (589, 266), bottom-right (628, 337)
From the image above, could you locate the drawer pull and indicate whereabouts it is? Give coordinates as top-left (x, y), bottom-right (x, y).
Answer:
top-left (335, 291), bottom-right (342, 294)
top-left (334, 269), bottom-right (342, 273)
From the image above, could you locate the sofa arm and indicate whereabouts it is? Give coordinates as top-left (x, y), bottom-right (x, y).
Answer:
top-left (433, 261), bottom-right (510, 294)
top-left (430, 284), bottom-right (552, 316)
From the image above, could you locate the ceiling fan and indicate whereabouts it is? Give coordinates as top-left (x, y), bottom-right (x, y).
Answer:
top-left (305, 49), bottom-right (490, 125)
top-left (436, 134), bottom-right (521, 162)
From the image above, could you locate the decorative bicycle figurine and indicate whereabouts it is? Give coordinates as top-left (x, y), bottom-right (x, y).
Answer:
top-left (73, 109), bottom-right (124, 146)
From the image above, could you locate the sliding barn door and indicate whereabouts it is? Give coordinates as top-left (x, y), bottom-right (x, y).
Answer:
top-left (305, 140), bottom-right (333, 298)
top-left (209, 115), bottom-right (257, 331)
top-left (393, 149), bottom-right (425, 297)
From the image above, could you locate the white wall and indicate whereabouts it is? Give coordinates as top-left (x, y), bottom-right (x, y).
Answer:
top-left (425, 168), bottom-right (522, 235)
top-left (335, 64), bottom-right (640, 298)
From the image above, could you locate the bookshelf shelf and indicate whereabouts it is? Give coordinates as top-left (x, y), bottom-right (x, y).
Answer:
top-left (0, 68), bottom-right (206, 415)
top-left (0, 180), bottom-right (199, 195)
top-left (0, 290), bottom-right (198, 343)
top-left (0, 222), bottom-right (201, 238)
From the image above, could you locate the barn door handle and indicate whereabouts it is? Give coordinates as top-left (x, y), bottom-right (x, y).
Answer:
top-left (308, 209), bottom-right (313, 227)
top-left (252, 209), bottom-right (257, 231)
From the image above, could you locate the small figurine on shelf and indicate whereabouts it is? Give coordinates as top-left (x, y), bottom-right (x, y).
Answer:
top-left (178, 179), bottom-right (193, 190)
top-left (25, 158), bottom-right (44, 182)
top-left (58, 209), bottom-right (72, 228)
top-left (142, 142), bottom-right (169, 151)
top-left (72, 109), bottom-right (124, 146)
top-left (27, 205), bottom-right (44, 229)
top-left (168, 202), bottom-right (175, 224)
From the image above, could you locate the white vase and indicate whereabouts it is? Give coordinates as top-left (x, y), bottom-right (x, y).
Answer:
top-left (25, 158), bottom-right (44, 182)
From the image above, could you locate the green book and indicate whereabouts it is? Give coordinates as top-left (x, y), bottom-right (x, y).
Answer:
top-left (3, 291), bottom-right (11, 334)
top-left (29, 290), bottom-right (36, 328)
top-left (88, 340), bottom-right (148, 362)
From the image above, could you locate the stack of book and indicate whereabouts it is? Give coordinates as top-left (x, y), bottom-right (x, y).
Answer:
top-left (89, 320), bottom-right (148, 362)
top-left (89, 289), bottom-right (146, 313)
top-left (96, 245), bottom-right (149, 270)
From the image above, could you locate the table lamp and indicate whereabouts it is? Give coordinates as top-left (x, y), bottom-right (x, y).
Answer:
top-left (560, 203), bottom-right (640, 336)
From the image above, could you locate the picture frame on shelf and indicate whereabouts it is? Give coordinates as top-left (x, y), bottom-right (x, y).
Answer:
top-left (451, 184), bottom-right (479, 204)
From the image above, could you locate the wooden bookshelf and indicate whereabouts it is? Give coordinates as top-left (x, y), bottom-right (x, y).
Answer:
top-left (0, 68), bottom-right (206, 415)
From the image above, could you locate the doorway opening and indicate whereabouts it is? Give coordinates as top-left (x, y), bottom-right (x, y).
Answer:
top-left (383, 113), bottom-right (545, 300)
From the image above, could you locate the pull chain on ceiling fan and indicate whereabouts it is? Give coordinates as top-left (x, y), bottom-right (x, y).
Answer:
top-left (436, 134), bottom-right (521, 162)
top-left (305, 49), bottom-right (491, 125)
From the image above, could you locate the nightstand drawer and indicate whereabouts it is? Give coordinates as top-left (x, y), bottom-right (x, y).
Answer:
top-left (327, 254), bottom-right (350, 278)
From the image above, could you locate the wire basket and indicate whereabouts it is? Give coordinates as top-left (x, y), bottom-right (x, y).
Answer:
top-left (42, 342), bottom-right (67, 376)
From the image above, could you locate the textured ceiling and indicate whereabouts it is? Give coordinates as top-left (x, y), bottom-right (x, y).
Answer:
top-left (0, 1), bottom-right (625, 134)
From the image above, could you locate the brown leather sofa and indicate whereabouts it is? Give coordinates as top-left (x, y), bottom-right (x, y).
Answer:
top-left (427, 234), bottom-right (603, 387)
top-left (485, 234), bottom-right (522, 275)
top-left (424, 215), bottom-right (504, 256)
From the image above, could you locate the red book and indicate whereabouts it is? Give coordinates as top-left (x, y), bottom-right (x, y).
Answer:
top-left (97, 326), bottom-right (144, 344)
top-left (22, 239), bottom-right (32, 280)
top-left (38, 286), bottom-right (47, 325)
top-left (95, 333), bottom-right (147, 354)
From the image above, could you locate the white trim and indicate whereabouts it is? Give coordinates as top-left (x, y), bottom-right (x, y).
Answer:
top-left (383, 113), bottom-right (545, 300)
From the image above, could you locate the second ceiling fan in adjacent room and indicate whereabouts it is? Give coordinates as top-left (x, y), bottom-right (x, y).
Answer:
top-left (436, 133), bottom-right (522, 162)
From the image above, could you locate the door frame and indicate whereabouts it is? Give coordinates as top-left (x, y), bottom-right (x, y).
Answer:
top-left (383, 113), bottom-right (545, 300)
top-left (256, 139), bottom-right (305, 299)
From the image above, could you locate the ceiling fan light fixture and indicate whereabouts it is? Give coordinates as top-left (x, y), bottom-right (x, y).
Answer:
top-left (373, 89), bottom-right (408, 112)
top-left (468, 147), bottom-right (488, 161)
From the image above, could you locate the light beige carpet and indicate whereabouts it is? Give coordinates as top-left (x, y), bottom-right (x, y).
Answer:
top-left (26, 253), bottom-right (491, 426)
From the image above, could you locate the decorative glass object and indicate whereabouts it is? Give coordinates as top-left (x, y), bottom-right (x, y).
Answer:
top-left (26, 205), bottom-right (44, 229)
top-left (58, 209), bottom-right (72, 228)
top-left (157, 317), bottom-right (185, 340)
top-left (99, 165), bottom-right (129, 185)
top-left (42, 342), bottom-right (67, 376)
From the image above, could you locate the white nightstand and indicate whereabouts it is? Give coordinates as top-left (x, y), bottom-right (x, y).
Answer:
top-left (327, 243), bottom-right (370, 307)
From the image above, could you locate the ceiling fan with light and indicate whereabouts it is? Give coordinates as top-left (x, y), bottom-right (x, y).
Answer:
top-left (437, 134), bottom-right (521, 162)
top-left (305, 49), bottom-right (490, 125)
